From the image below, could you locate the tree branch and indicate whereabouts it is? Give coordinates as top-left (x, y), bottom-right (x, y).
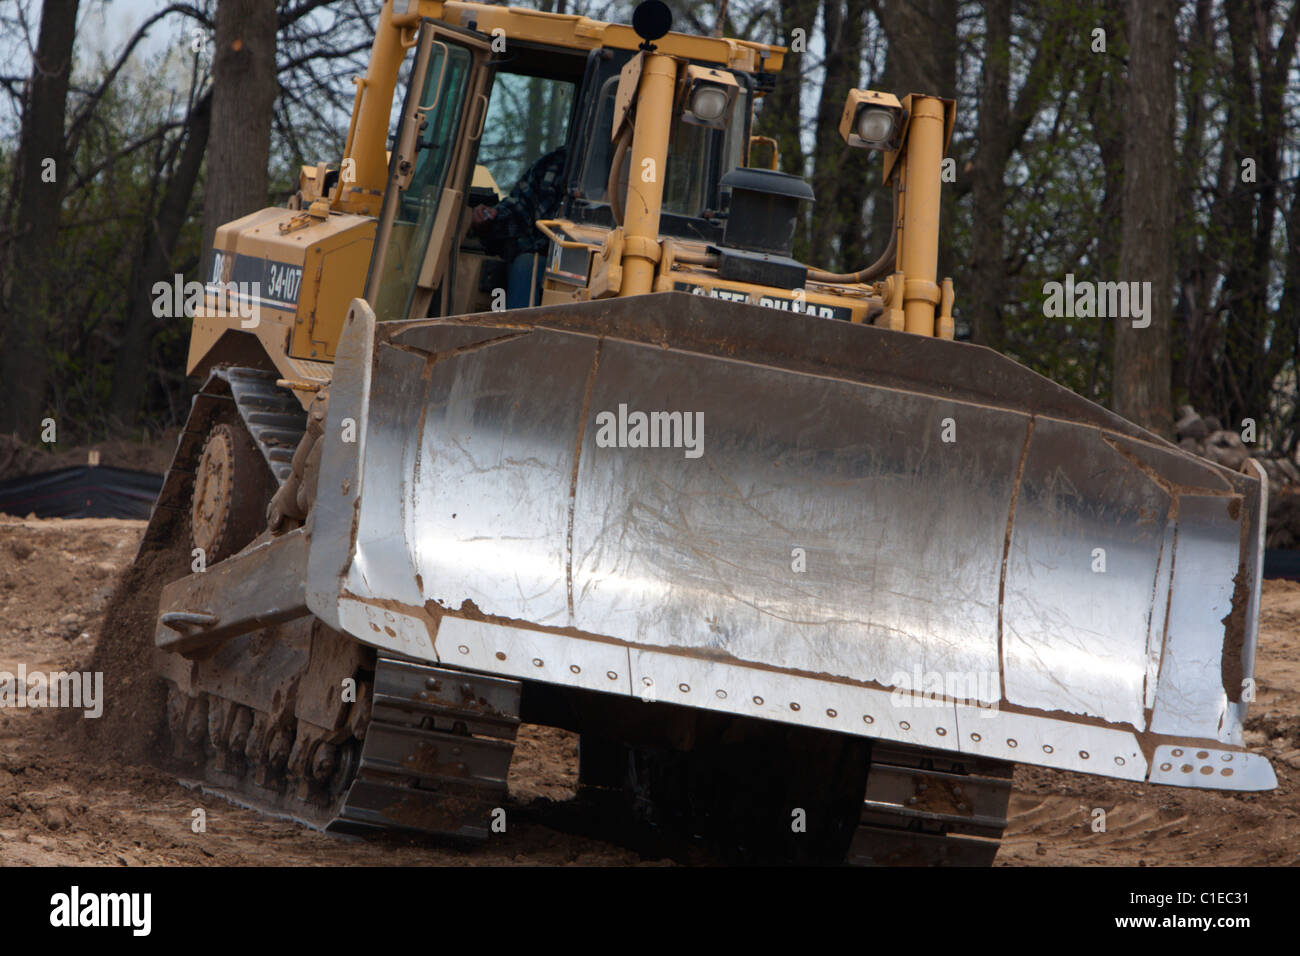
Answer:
top-left (65, 3), bottom-right (210, 152)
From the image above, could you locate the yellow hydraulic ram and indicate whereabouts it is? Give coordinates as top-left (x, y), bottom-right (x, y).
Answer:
top-left (898, 96), bottom-right (946, 337)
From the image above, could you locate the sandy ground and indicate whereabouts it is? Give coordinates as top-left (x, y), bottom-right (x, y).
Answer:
top-left (0, 516), bottom-right (1295, 866)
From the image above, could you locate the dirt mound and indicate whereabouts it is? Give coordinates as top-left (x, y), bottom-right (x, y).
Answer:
top-left (76, 520), bottom-right (187, 763)
top-left (0, 518), bottom-right (648, 865)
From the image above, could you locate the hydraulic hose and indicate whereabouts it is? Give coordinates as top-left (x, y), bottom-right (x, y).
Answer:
top-left (607, 123), bottom-right (633, 227)
top-left (805, 180), bottom-right (900, 284)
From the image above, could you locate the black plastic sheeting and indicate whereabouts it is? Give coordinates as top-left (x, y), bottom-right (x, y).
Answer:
top-left (1265, 549), bottom-right (1300, 582)
top-left (0, 466), bottom-right (162, 520)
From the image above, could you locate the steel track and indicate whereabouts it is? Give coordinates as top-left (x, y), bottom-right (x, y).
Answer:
top-left (166, 658), bottom-right (521, 842)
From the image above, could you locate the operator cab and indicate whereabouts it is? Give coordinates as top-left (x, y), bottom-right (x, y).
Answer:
top-left (448, 46), bottom-right (753, 316)
top-left (367, 7), bottom-right (784, 326)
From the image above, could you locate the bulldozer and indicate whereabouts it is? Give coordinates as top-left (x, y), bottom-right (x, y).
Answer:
top-left (139, 0), bottom-right (1276, 865)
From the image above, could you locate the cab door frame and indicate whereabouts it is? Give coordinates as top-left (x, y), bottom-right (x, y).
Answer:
top-left (364, 21), bottom-right (491, 323)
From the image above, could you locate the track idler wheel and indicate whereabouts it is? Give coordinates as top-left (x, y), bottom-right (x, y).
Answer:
top-left (190, 422), bottom-right (275, 563)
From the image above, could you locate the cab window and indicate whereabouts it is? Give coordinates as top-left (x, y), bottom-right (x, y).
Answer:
top-left (568, 52), bottom-right (751, 238)
top-left (477, 72), bottom-right (576, 194)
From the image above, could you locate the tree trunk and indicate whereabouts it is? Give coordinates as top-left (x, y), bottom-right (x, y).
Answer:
top-left (1279, 180), bottom-right (1300, 453)
top-left (0, 0), bottom-right (81, 440)
top-left (832, 0), bottom-right (871, 271)
top-left (808, 0), bottom-right (868, 270)
top-left (967, 0), bottom-right (1010, 351)
top-left (1082, 0), bottom-right (1125, 399)
top-left (109, 93), bottom-right (214, 426)
top-left (753, 0), bottom-right (820, 262)
top-left (1170, 0), bottom-right (1213, 410)
top-left (1113, 0), bottom-right (1174, 436)
top-left (877, 0), bottom-right (957, 99)
top-left (1211, 0), bottom-right (1300, 434)
top-left (199, 0), bottom-right (279, 261)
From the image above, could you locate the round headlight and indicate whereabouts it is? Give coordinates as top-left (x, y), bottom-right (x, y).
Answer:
top-left (856, 107), bottom-right (896, 145)
top-left (690, 85), bottom-right (730, 122)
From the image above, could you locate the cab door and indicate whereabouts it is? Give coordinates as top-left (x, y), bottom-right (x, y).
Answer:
top-left (365, 23), bottom-right (490, 323)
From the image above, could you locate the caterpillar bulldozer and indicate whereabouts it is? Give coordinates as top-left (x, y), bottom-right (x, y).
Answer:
top-left (141, 0), bottom-right (1276, 865)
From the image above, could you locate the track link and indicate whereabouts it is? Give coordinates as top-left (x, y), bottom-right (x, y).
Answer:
top-left (166, 648), bottom-right (521, 841)
top-left (333, 658), bottom-right (520, 837)
top-left (212, 367), bottom-right (307, 485)
top-left (141, 367), bottom-right (304, 556)
top-left (848, 744), bottom-right (1014, 866)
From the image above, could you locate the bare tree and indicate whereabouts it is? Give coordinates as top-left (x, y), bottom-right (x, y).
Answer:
top-left (0, 0), bottom-right (81, 440)
top-left (807, 0), bottom-right (871, 270)
top-left (754, 0), bottom-right (818, 182)
top-left (109, 92), bottom-right (214, 425)
top-left (200, 0), bottom-right (280, 259)
top-left (1113, 0), bottom-right (1175, 435)
top-left (967, 0), bottom-right (1010, 351)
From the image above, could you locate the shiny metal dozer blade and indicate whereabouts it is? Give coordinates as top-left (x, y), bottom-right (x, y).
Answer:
top-left (306, 291), bottom-right (1275, 791)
